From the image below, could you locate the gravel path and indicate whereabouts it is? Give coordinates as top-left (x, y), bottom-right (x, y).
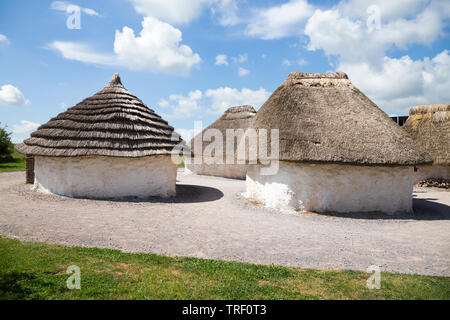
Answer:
top-left (0, 170), bottom-right (449, 276)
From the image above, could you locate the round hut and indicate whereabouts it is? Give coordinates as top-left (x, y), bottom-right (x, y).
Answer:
top-left (15, 73), bottom-right (182, 198)
top-left (403, 104), bottom-right (449, 184)
top-left (185, 105), bottom-right (256, 179)
top-left (245, 72), bottom-right (432, 214)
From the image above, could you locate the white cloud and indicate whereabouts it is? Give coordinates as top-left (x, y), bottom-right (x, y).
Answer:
top-left (175, 128), bottom-right (196, 142)
top-left (245, 0), bottom-right (315, 39)
top-left (82, 8), bottom-right (100, 16)
top-left (12, 120), bottom-right (40, 134)
top-left (48, 41), bottom-right (116, 65)
top-left (159, 86), bottom-right (270, 118)
top-left (159, 90), bottom-right (203, 119)
top-left (157, 99), bottom-right (170, 108)
top-left (129, 0), bottom-right (213, 25)
top-left (238, 67), bottom-right (250, 77)
top-left (48, 17), bottom-right (201, 75)
top-left (305, 9), bottom-right (379, 64)
top-left (210, 0), bottom-right (240, 26)
top-left (305, 1), bottom-right (450, 66)
top-left (231, 53), bottom-right (248, 64)
top-left (302, 1), bottom-right (450, 113)
top-left (283, 58), bottom-right (307, 67)
top-left (205, 87), bottom-right (270, 114)
top-left (50, 1), bottom-right (100, 16)
top-left (340, 50), bottom-right (450, 114)
top-left (114, 17), bottom-right (201, 74)
top-left (0, 33), bottom-right (9, 45)
top-left (11, 120), bottom-right (40, 144)
top-left (0, 85), bottom-right (30, 107)
top-left (337, 0), bottom-right (430, 22)
top-left (214, 53), bottom-right (248, 68)
top-left (215, 54), bottom-right (228, 66)
top-left (129, 0), bottom-right (239, 26)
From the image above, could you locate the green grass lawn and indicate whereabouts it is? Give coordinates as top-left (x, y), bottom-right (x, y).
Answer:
top-left (178, 155), bottom-right (185, 168)
top-left (0, 237), bottom-right (448, 300)
top-left (0, 149), bottom-right (25, 173)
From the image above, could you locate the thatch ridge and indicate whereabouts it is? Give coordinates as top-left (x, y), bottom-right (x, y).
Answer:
top-left (409, 104), bottom-right (449, 115)
top-left (16, 73), bottom-right (182, 157)
top-left (250, 72), bottom-right (432, 166)
top-left (287, 72), bottom-right (348, 80)
top-left (403, 103), bottom-right (449, 165)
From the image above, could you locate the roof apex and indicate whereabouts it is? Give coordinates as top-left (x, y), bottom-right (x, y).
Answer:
top-left (107, 73), bottom-right (123, 87)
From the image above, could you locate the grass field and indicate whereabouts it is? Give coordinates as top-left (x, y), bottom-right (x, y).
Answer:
top-left (0, 237), bottom-right (448, 300)
top-left (0, 149), bottom-right (25, 173)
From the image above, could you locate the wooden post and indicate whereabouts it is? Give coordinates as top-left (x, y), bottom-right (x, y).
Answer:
top-left (26, 155), bottom-right (34, 184)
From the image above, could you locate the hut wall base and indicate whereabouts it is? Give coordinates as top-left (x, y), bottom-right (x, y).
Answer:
top-left (185, 157), bottom-right (247, 180)
top-left (33, 155), bottom-right (177, 198)
top-left (245, 162), bottom-right (414, 215)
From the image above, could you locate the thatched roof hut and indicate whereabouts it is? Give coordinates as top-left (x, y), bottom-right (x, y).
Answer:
top-left (186, 105), bottom-right (256, 179)
top-left (245, 72), bottom-right (432, 214)
top-left (16, 73), bottom-right (182, 198)
top-left (403, 104), bottom-right (449, 183)
top-left (251, 72), bottom-right (430, 165)
top-left (16, 73), bottom-right (181, 157)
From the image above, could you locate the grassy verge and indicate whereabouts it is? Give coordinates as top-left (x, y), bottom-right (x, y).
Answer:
top-left (0, 149), bottom-right (25, 173)
top-left (0, 237), bottom-right (448, 300)
top-left (178, 155), bottom-right (185, 168)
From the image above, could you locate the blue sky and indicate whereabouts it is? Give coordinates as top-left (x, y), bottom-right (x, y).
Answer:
top-left (0, 0), bottom-right (449, 143)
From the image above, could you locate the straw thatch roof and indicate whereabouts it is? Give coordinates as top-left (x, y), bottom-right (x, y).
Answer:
top-left (189, 105), bottom-right (256, 159)
top-left (250, 72), bottom-right (432, 166)
top-left (16, 73), bottom-right (182, 157)
top-left (403, 104), bottom-right (449, 165)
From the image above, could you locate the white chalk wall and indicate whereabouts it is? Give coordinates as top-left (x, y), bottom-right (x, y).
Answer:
top-left (185, 156), bottom-right (247, 179)
top-left (33, 155), bottom-right (177, 198)
top-left (245, 162), bottom-right (414, 215)
top-left (414, 165), bottom-right (449, 184)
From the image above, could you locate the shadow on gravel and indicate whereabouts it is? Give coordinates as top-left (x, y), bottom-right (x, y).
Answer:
top-left (411, 197), bottom-right (450, 220)
top-left (86, 184), bottom-right (224, 204)
top-left (307, 197), bottom-right (450, 221)
top-left (172, 184), bottom-right (224, 203)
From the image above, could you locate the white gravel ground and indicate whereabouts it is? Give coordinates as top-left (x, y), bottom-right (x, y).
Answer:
top-left (0, 170), bottom-right (449, 276)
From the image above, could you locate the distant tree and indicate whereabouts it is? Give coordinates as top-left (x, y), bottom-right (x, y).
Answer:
top-left (0, 123), bottom-right (14, 158)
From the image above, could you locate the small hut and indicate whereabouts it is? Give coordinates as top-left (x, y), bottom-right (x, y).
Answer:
top-left (245, 72), bottom-right (432, 214)
top-left (403, 104), bottom-right (449, 184)
top-left (185, 105), bottom-right (256, 179)
top-left (15, 73), bottom-right (182, 198)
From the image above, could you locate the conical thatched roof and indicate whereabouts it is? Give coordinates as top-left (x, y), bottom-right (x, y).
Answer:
top-left (403, 104), bottom-right (449, 165)
top-left (251, 72), bottom-right (432, 166)
top-left (189, 105), bottom-right (256, 158)
top-left (16, 73), bottom-right (182, 157)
